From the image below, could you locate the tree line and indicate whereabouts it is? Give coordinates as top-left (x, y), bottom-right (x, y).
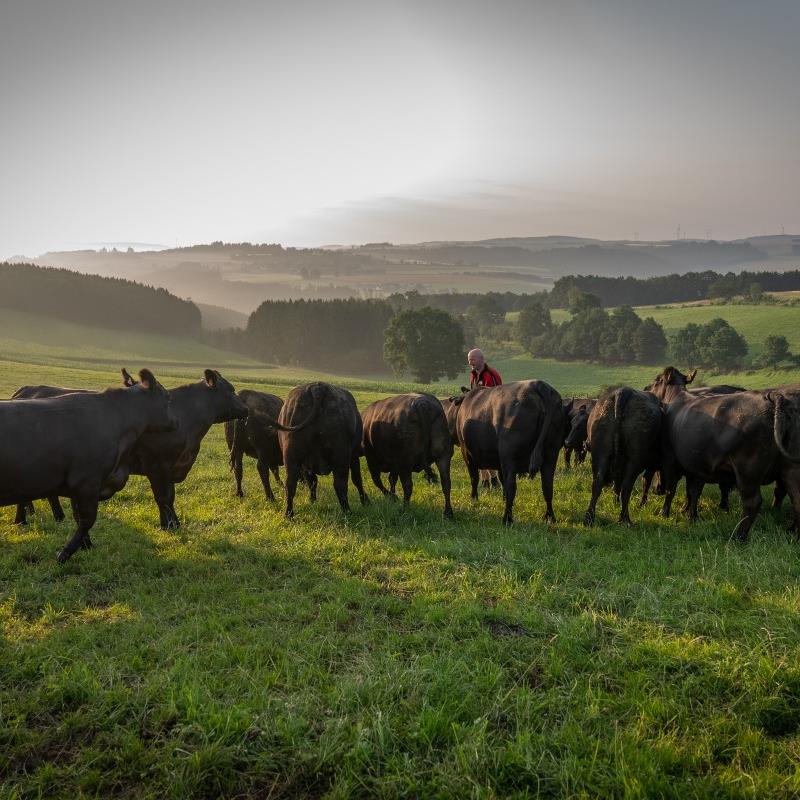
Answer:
top-left (0, 262), bottom-right (201, 336)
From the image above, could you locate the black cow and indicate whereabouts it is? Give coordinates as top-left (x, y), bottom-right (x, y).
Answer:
top-left (449, 380), bottom-right (565, 525)
top-left (583, 388), bottom-right (662, 526)
top-left (649, 367), bottom-right (800, 540)
top-left (225, 389), bottom-right (286, 501)
top-left (276, 382), bottom-right (368, 518)
top-left (1, 369), bottom-right (175, 562)
top-left (362, 393), bottom-right (454, 517)
top-left (563, 398), bottom-right (595, 468)
top-left (639, 380), bottom-right (746, 510)
top-left (13, 369), bottom-right (248, 529)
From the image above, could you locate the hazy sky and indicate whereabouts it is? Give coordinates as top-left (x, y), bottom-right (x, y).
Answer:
top-left (1, 0), bottom-right (798, 256)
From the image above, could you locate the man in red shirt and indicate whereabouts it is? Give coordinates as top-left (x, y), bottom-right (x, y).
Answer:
top-left (468, 348), bottom-right (502, 389)
top-left (467, 348), bottom-right (502, 488)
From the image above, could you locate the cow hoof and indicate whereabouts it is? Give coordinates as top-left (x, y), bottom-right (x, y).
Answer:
top-left (583, 512), bottom-right (595, 527)
top-left (80, 538), bottom-right (94, 550)
top-left (236, 491), bottom-right (244, 499)
top-left (502, 517), bottom-right (513, 527)
top-left (360, 495), bottom-right (370, 506)
top-left (56, 550), bottom-right (70, 564)
top-left (443, 508), bottom-right (454, 520)
top-left (544, 513), bottom-right (556, 524)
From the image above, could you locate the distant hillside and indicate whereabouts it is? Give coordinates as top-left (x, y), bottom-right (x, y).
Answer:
top-left (0, 262), bottom-right (200, 337)
top-left (14, 235), bottom-right (799, 311)
top-left (196, 302), bottom-right (248, 330)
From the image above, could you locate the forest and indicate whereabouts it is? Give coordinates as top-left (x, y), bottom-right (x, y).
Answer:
top-left (0, 262), bottom-right (201, 337)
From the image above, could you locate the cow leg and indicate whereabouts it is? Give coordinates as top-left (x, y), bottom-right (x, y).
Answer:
top-left (618, 463), bottom-right (641, 525)
top-left (467, 463), bottom-right (480, 500)
top-left (436, 454), bottom-right (454, 519)
top-left (577, 448), bottom-right (587, 466)
top-left (304, 472), bottom-right (318, 502)
top-left (540, 459), bottom-right (557, 523)
top-left (564, 447), bottom-right (572, 469)
top-left (780, 472), bottom-right (800, 537)
top-left (639, 469), bottom-right (654, 508)
top-left (388, 472), bottom-right (398, 496)
top-left (501, 465), bottom-right (516, 527)
top-left (271, 467), bottom-right (284, 489)
top-left (48, 496), bottom-right (65, 522)
top-left (773, 479), bottom-right (787, 511)
top-left (148, 475), bottom-right (177, 529)
top-left (333, 466), bottom-right (351, 513)
top-left (731, 485), bottom-right (763, 543)
top-left (232, 446), bottom-right (245, 498)
top-left (685, 476), bottom-right (705, 522)
top-left (256, 457), bottom-right (276, 502)
top-left (350, 455), bottom-right (369, 505)
top-left (584, 457), bottom-right (609, 527)
top-left (368, 461), bottom-right (390, 496)
top-left (284, 462), bottom-right (301, 518)
top-left (14, 504), bottom-right (28, 525)
top-left (423, 466), bottom-right (438, 484)
top-left (57, 494), bottom-right (97, 563)
top-left (399, 470), bottom-right (413, 505)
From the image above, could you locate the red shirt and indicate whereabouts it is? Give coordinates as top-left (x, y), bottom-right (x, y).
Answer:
top-left (470, 364), bottom-right (502, 388)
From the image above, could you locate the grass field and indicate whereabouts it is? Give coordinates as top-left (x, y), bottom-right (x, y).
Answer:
top-left (4, 315), bottom-right (800, 798)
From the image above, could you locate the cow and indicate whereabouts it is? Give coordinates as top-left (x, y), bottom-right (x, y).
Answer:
top-left (362, 393), bottom-right (454, 517)
top-left (12, 368), bottom-right (248, 529)
top-left (638, 381), bottom-right (746, 510)
top-left (648, 367), bottom-right (800, 541)
top-left (275, 382), bottom-right (368, 518)
top-left (225, 389), bottom-right (285, 501)
top-left (1, 369), bottom-right (175, 562)
top-left (449, 380), bottom-right (565, 526)
top-left (563, 398), bottom-right (595, 468)
top-left (583, 388), bottom-right (662, 526)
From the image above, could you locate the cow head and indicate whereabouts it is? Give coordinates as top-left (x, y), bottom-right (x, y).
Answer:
top-left (648, 366), bottom-right (695, 402)
top-left (137, 369), bottom-right (178, 432)
top-left (564, 403), bottom-right (590, 449)
top-left (203, 368), bottom-right (248, 422)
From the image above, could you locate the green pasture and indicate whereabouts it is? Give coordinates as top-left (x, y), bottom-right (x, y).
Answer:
top-left (4, 314), bottom-right (800, 798)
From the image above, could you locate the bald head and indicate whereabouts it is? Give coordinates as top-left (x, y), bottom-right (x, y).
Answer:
top-left (468, 348), bottom-right (485, 371)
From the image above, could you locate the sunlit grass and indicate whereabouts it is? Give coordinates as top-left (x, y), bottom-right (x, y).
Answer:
top-left (4, 348), bottom-right (800, 798)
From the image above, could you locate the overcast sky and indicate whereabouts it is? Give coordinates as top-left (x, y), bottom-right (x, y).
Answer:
top-left (1, 0), bottom-right (798, 256)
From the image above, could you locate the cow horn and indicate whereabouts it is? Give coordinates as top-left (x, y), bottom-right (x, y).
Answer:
top-left (687, 369), bottom-right (697, 384)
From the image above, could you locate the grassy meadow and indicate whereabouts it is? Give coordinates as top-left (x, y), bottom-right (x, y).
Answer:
top-left (3, 312), bottom-right (800, 798)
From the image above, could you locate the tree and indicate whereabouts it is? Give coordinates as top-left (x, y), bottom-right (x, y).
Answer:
top-left (669, 322), bottom-right (701, 365)
top-left (707, 274), bottom-right (740, 300)
top-left (383, 307), bottom-right (464, 383)
top-left (633, 317), bottom-right (668, 363)
top-left (567, 288), bottom-right (602, 315)
top-left (515, 302), bottom-right (552, 353)
top-left (696, 318), bottom-right (748, 371)
top-left (748, 282), bottom-right (764, 302)
top-left (763, 334), bottom-right (790, 366)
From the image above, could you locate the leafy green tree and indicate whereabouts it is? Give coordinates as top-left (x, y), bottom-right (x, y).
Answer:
top-left (763, 334), bottom-right (790, 366)
top-left (633, 317), bottom-right (668, 363)
top-left (567, 288), bottom-right (602, 315)
top-left (383, 307), bottom-right (464, 383)
top-left (696, 318), bottom-right (748, 370)
top-left (515, 303), bottom-right (552, 353)
top-left (748, 282), bottom-right (764, 302)
top-left (707, 274), bottom-right (740, 300)
top-left (669, 322), bottom-right (701, 364)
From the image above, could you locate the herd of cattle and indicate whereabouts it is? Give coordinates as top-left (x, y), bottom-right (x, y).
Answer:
top-left (2, 366), bottom-right (800, 563)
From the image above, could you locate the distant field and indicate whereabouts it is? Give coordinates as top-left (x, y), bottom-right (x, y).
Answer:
top-left (4, 316), bottom-right (800, 797)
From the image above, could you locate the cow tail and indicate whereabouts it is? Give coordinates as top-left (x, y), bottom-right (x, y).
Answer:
top-left (613, 388), bottom-right (632, 483)
top-left (228, 419), bottom-right (244, 471)
top-left (773, 392), bottom-right (800, 463)
top-left (528, 385), bottom-right (555, 477)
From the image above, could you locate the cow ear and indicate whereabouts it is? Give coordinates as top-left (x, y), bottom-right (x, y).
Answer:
top-left (204, 369), bottom-right (217, 387)
top-left (460, 386), bottom-right (470, 394)
top-left (121, 368), bottom-right (136, 387)
top-left (687, 369), bottom-right (697, 384)
top-left (139, 369), bottom-right (157, 390)
top-left (453, 395), bottom-right (466, 407)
